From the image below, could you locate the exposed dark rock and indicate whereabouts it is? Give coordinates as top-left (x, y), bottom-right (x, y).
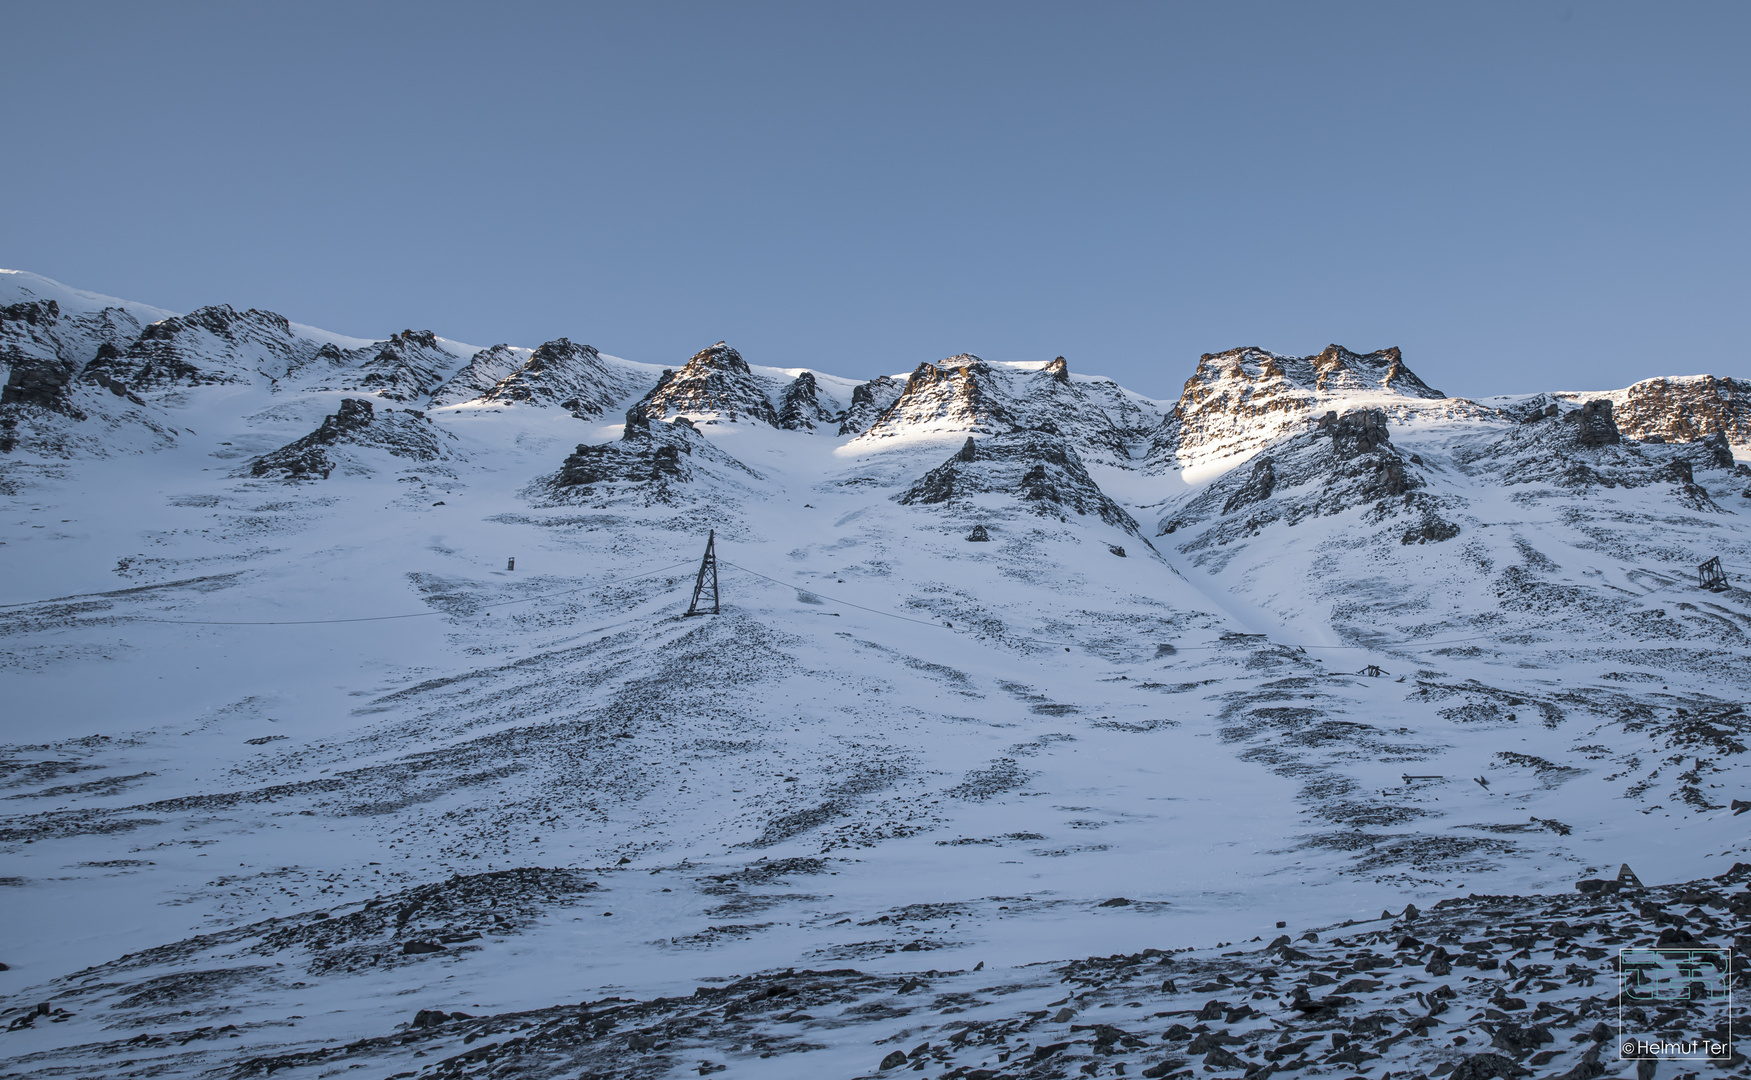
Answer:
top-left (1159, 408), bottom-right (1425, 544)
top-left (1320, 407), bottom-right (1391, 457)
top-left (2, 299), bottom-right (146, 414)
top-left (249, 399), bottom-right (456, 480)
top-left (1575, 399), bottom-right (1620, 447)
top-left (777, 371), bottom-right (837, 430)
top-left (348, 330), bottom-right (456, 403)
top-left (857, 354), bottom-right (1143, 464)
top-left (897, 430), bottom-right (1140, 533)
top-left (1221, 456), bottom-right (1275, 514)
top-left (965, 524), bottom-right (990, 542)
top-left (837, 375), bottom-right (905, 435)
top-left (1615, 375), bottom-right (1751, 445)
top-left (1402, 515), bottom-right (1462, 545)
top-left (1148, 344), bottom-right (1461, 470)
top-left (548, 413), bottom-right (757, 500)
top-left (1, 345), bottom-right (78, 409)
top-left (631, 342), bottom-right (778, 426)
top-left (432, 338), bottom-right (633, 416)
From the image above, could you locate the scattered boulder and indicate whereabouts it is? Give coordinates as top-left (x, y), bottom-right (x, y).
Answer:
top-left (1402, 515), bottom-right (1461, 545)
top-left (965, 524), bottom-right (990, 542)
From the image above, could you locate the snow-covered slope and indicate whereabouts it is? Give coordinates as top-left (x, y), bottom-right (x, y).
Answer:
top-left (4, 270), bottom-right (1751, 1080)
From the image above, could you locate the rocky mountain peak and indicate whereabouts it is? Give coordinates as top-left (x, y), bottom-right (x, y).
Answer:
top-left (2, 298), bottom-right (59, 326)
top-left (389, 328), bottom-right (440, 351)
top-left (859, 356), bottom-right (1017, 440)
top-left (430, 337), bottom-right (633, 416)
top-left (690, 342), bottom-right (752, 375)
top-left (836, 375), bottom-right (905, 435)
top-left (1152, 345), bottom-right (1456, 472)
top-left (631, 341), bottom-right (778, 426)
top-left (350, 329), bottom-right (457, 403)
top-left (853, 353), bottom-right (1145, 466)
top-left (777, 370), bottom-right (839, 430)
top-left (1608, 375), bottom-right (1751, 447)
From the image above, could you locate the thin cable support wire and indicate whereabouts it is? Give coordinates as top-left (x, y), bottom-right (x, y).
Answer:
top-left (5, 560), bottom-right (696, 627)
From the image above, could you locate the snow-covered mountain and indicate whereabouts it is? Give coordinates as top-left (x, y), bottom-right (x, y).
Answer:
top-left (4, 269), bottom-right (1751, 1080)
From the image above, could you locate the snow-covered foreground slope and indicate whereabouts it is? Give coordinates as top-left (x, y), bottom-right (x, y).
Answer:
top-left (3, 271), bottom-right (1751, 1079)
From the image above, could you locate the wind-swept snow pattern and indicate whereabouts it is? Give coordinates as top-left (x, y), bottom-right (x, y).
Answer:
top-left (4, 269), bottom-right (1751, 1080)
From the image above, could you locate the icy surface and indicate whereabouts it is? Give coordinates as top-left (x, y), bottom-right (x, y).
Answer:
top-left (3, 271), bottom-right (1751, 1079)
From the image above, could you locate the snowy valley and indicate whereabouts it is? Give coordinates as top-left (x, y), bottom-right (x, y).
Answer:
top-left (3, 268), bottom-right (1751, 1080)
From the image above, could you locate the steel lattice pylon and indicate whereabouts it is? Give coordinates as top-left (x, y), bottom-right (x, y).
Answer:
top-left (686, 530), bottom-right (720, 616)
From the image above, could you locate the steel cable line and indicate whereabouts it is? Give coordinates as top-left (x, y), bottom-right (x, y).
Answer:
top-left (1, 560), bottom-right (696, 627)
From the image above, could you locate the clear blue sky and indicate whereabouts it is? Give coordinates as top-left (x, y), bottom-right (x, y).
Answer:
top-left (3, 1), bottom-right (1746, 399)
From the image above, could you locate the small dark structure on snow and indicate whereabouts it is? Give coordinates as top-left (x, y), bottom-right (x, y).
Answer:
top-left (1700, 556), bottom-right (1730, 593)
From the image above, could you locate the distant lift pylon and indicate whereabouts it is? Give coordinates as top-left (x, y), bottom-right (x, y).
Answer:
top-left (686, 530), bottom-right (720, 616)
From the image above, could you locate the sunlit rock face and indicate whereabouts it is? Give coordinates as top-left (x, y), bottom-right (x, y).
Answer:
top-left (630, 342), bottom-right (780, 426)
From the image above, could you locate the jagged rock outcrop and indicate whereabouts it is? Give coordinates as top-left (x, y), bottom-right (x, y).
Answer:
top-left (856, 354), bottom-right (1142, 464)
top-left (1574, 399), bottom-right (1619, 447)
top-left (1160, 408), bottom-right (1428, 546)
top-left (862, 355), bottom-right (1017, 437)
top-left (429, 338), bottom-right (633, 415)
top-left (896, 430), bottom-right (1139, 532)
top-left (547, 410), bottom-right (758, 501)
top-left (777, 371), bottom-right (838, 430)
top-left (1221, 456), bottom-right (1276, 514)
top-left (248, 398), bottom-right (455, 480)
top-left (1447, 403), bottom-right (1741, 512)
top-left (83, 305), bottom-right (324, 392)
top-left (428, 344), bottom-right (531, 406)
top-left (342, 330), bottom-right (458, 403)
top-left (1611, 375), bottom-right (1751, 446)
top-left (1147, 345), bottom-right (1476, 472)
top-left (836, 375), bottom-right (904, 435)
top-left (2, 299), bottom-right (146, 412)
top-left (630, 343), bottom-right (778, 426)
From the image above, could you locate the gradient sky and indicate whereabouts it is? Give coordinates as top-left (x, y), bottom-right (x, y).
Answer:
top-left (3, 1), bottom-right (1746, 400)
